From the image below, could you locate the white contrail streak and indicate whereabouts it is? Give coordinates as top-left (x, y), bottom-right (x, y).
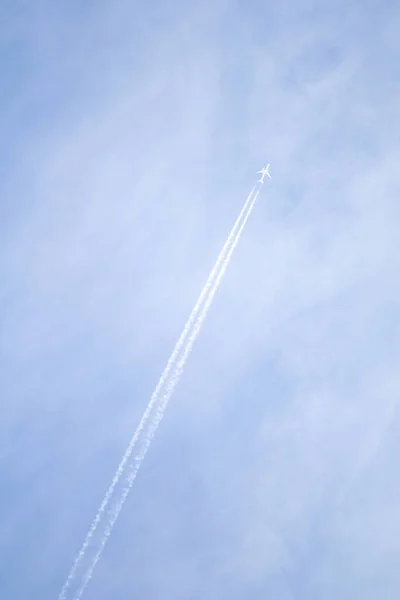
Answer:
top-left (57, 185), bottom-right (258, 600)
top-left (73, 185), bottom-right (261, 600)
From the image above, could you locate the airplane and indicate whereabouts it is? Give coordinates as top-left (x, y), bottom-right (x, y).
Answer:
top-left (257, 164), bottom-right (271, 183)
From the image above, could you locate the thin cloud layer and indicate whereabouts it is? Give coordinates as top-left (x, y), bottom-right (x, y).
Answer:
top-left (1, 1), bottom-right (400, 599)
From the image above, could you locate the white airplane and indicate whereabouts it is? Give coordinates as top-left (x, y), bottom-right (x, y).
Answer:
top-left (257, 164), bottom-right (271, 183)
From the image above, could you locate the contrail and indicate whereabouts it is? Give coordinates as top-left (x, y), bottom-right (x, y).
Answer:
top-left (73, 185), bottom-right (261, 600)
top-left (57, 185), bottom-right (258, 600)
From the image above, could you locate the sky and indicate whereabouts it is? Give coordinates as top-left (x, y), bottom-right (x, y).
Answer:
top-left (1, 0), bottom-right (400, 598)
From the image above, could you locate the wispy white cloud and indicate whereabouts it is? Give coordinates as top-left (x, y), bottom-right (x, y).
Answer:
top-left (1, 0), bottom-right (400, 599)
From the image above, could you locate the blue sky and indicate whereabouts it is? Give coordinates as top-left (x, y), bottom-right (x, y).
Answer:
top-left (1, 0), bottom-right (400, 598)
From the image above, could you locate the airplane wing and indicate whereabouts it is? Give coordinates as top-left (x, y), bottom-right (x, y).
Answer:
top-left (256, 165), bottom-right (271, 179)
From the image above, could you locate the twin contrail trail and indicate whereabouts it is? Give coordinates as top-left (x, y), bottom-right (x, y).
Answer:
top-left (58, 179), bottom-right (264, 600)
